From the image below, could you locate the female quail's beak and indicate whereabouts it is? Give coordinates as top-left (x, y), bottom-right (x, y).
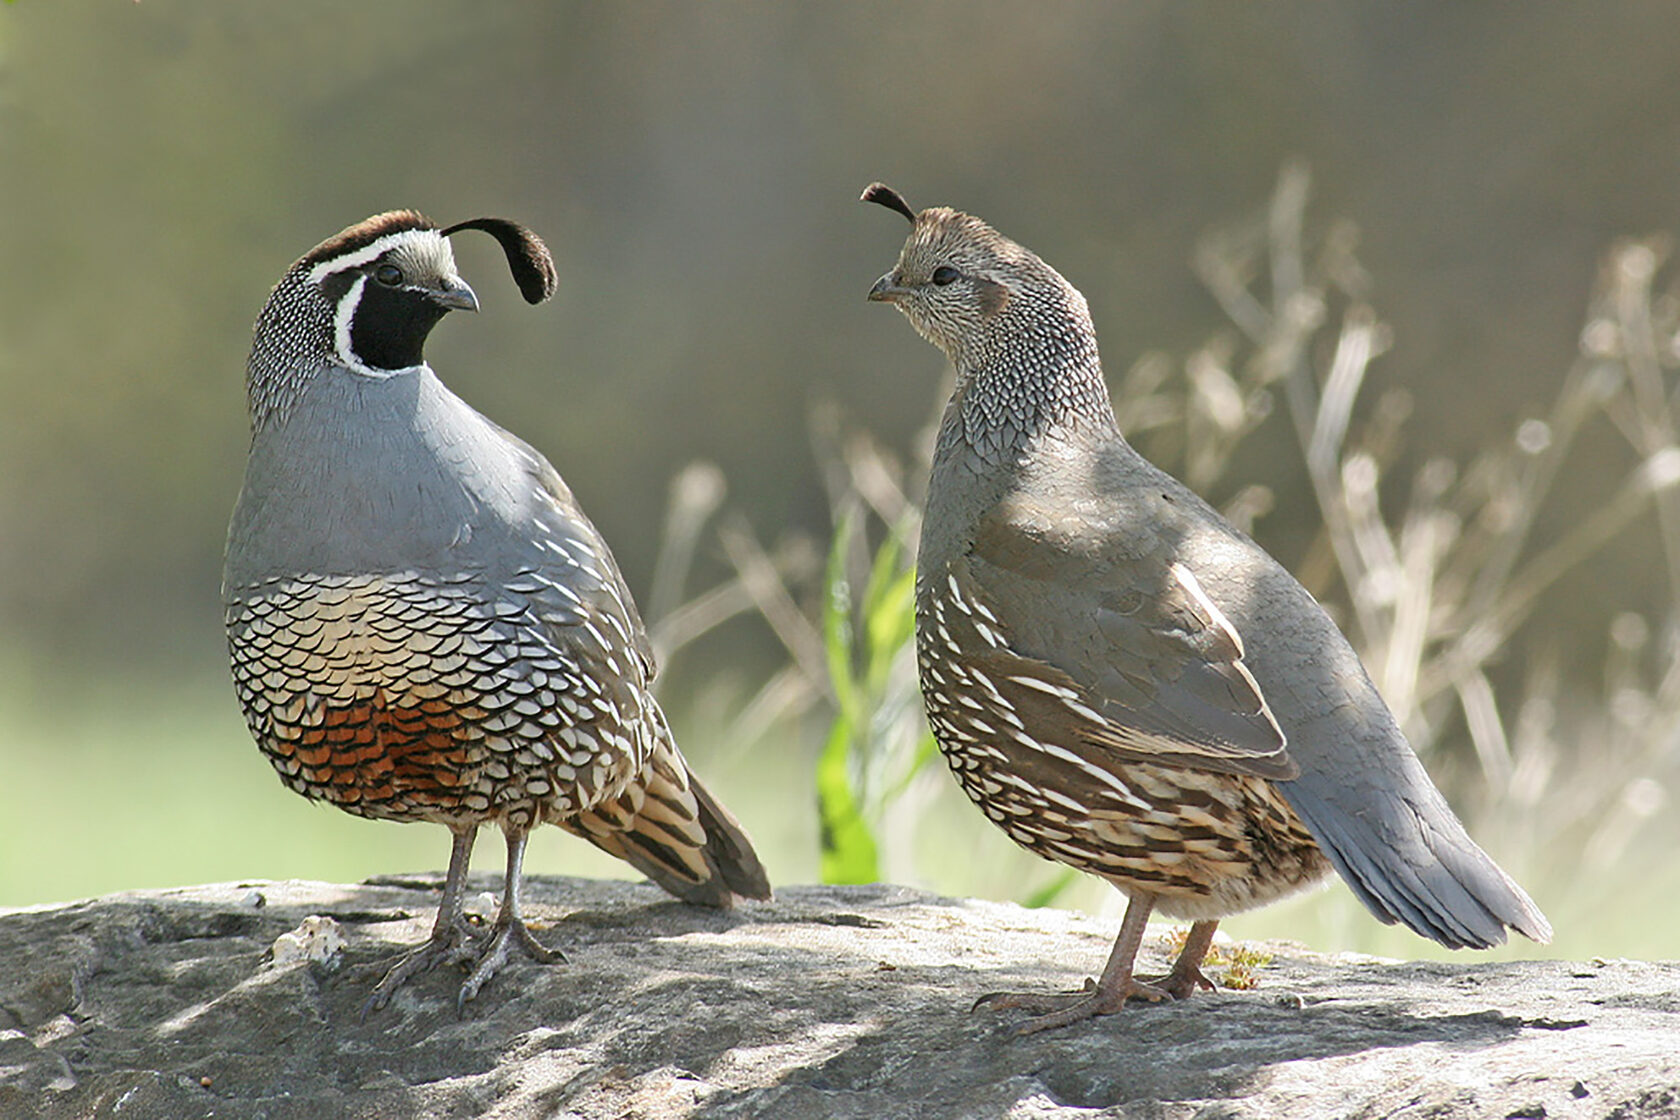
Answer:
top-left (867, 272), bottom-right (909, 303)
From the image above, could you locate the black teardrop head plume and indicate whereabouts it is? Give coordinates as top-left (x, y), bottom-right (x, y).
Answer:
top-left (861, 182), bottom-right (915, 223)
top-left (441, 217), bottom-right (558, 304)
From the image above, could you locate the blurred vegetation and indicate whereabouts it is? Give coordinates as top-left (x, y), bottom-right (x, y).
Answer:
top-left (3, 4), bottom-right (1680, 961)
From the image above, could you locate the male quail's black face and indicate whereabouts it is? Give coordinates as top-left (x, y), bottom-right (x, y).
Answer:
top-left (311, 228), bottom-right (479, 377)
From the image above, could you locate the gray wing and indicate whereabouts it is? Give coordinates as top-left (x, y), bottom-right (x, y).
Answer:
top-left (494, 421), bottom-right (658, 673)
top-left (958, 501), bottom-right (1296, 781)
top-left (497, 427), bottom-right (771, 906)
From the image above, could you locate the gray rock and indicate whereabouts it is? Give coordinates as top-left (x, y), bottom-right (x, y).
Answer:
top-left (0, 878), bottom-right (1673, 1119)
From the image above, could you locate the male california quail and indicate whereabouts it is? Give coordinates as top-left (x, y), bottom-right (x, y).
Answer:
top-left (861, 183), bottom-right (1550, 1033)
top-left (224, 211), bottom-right (769, 1011)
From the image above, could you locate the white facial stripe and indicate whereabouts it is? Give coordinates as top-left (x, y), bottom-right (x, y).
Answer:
top-left (306, 228), bottom-right (442, 285)
top-left (332, 273), bottom-right (363, 364)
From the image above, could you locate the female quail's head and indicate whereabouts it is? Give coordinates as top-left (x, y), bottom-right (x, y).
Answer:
top-left (861, 182), bottom-right (1089, 371)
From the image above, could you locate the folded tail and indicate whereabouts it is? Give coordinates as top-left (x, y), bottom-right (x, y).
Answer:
top-left (1282, 763), bottom-right (1551, 949)
top-left (562, 729), bottom-right (771, 907)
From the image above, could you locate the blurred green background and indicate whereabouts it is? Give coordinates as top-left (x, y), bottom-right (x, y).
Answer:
top-left (3, 3), bottom-right (1678, 963)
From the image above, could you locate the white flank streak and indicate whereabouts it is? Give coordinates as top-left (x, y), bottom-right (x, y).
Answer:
top-left (1062, 699), bottom-right (1108, 726)
top-left (1014, 736), bottom-right (1149, 810)
top-left (964, 668), bottom-right (1007, 705)
top-left (1036, 786), bottom-right (1090, 814)
top-left (988, 770), bottom-right (1039, 795)
top-left (990, 703), bottom-right (1026, 730)
top-left (1008, 674), bottom-right (1080, 701)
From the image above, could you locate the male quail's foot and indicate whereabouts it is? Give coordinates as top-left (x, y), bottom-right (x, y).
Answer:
top-left (862, 182), bottom-right (1550, 1030)
top-left (456, 916), bottom-right (566, 1011)
top-left (363, 917), bottom-right (487, 1017)
top-left (363, 911), bottom-right (565, 1016)
top-left (453, 827), bottom-right (565, 1010)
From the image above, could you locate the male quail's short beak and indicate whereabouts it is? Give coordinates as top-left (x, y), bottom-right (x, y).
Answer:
top-left (433, 277), bottom-right (480, 313)
top-left (867, 273), bottom-right (908, 303)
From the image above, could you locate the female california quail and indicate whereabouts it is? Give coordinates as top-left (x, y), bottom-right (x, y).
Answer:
top-left (224, 211), bottom-right (769, 1011)
top-left (861, 183), bottom-right (1550, 1033)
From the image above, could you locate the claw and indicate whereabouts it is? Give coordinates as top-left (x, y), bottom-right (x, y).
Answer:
top-left (361, 916), bottom-right (484, 1019)
top-left (1138, 963), bottom-right (1215, 1000)
top-left (358, 826), bottom-right (568, 1015)
top-left (967, 899), bottom-right (1218, 1034)
top-left (972, 977), bottom-right (1096, 1013)
top-left (973, 975), bottom-right (1171, 1034)
top-left (455, 917), bottom-right (566, 1012)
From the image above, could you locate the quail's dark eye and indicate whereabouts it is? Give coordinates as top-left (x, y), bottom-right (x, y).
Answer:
top-left (373, 263), bottom-right (404, 287)
top-left (931, 265), bottom-right (961, 286)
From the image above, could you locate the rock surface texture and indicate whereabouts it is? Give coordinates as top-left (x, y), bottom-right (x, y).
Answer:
top-left (0, 878), bottom-right (1673, 1119)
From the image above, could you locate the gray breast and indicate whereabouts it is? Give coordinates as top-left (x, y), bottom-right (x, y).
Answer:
top-left (226, 365), bottom-right (541, 585)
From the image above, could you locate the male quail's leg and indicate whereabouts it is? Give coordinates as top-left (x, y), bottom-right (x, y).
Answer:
top-left (364, 826), bottom-right (482, 1015)
top-left (975, 892), bottom-right (1172, 1033)
top-left (1139, 918), bottom-right (1219, 1000)
top-left (457, 824), bottom-right (565, 1009)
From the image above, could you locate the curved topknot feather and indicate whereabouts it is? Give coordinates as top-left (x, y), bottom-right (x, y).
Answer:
top-left (443, 217), bottom-right (559, 304)
top-left (861, 182), bottom-right (916, 223)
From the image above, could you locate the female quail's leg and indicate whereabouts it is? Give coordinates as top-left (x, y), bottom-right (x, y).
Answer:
top-left (1138, 919), bottom-right (1219, 1000)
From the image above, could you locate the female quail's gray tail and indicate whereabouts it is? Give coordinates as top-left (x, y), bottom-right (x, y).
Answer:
top-left (1283, 763), bottom-right (1552, 949)
top-left (562, 724), bottom-right (771, 907)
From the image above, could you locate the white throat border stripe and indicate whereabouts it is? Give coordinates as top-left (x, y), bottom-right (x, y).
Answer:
top-left (330, 273), bottom-right (421, 380)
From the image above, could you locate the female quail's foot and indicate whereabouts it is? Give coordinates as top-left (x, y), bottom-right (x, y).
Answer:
top-left (974, 975), bottom-right (1172, 1034)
